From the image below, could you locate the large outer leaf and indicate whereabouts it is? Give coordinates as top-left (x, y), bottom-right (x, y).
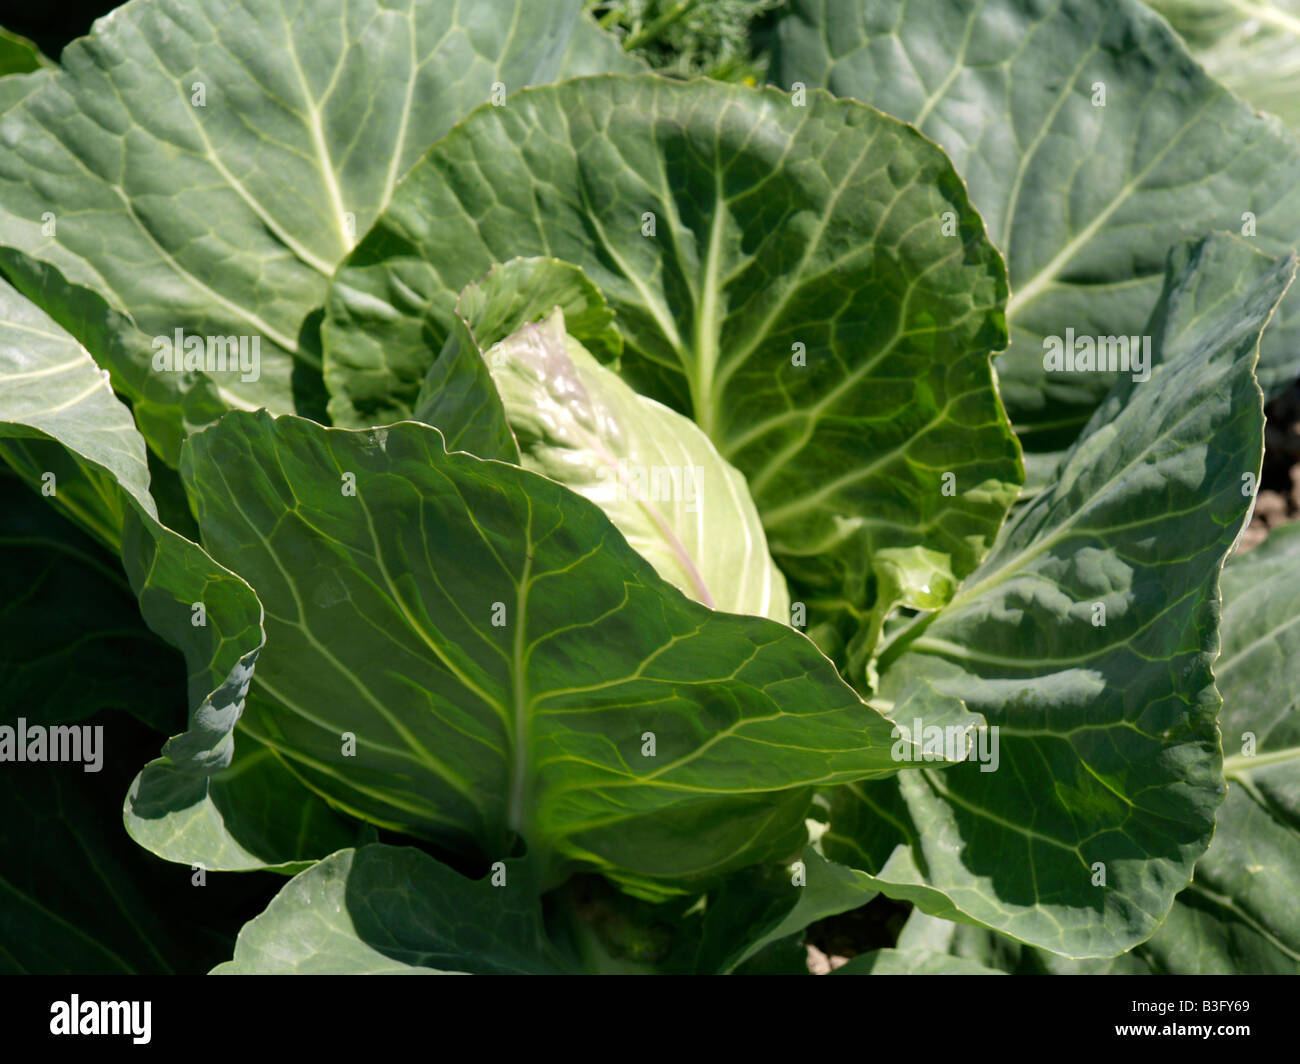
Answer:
top-left (902, 514), bottom-right (1300, 974)
top-left (0, 272), bottom-right (153, 537)
top-left (0, 277), bottom-right (343, 878)
top-left (0, 0), bottom-right (636, 438)
top-left (1147, 1), bottom-right (1300, 137)
top-left (1139, 522), bottom-right (1300, 972)
top-left (324, 74), bottom-right (1021, 657)
top-left (178, 410), bottom-right (927, 893)
top-left (771, 0), bottom-right (1300, 468)
top-left (883, 908), bottom-right (1151, 973)
top-left (825, 235), bottom-right (1296, 957)
top-left (0, 249), bottom-right (229, 468)
top-left (417, 258), bottom-right (790, 622)
top-left (213, 846), bottom-right (570, 974)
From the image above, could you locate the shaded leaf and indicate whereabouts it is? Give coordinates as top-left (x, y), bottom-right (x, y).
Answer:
top-left (0, 468), bottom-right (182, 733)
top-left (0, 277), bottom-right (316, 877)
top-left (417, 258), bottom-right (789, 620)
top-left (824, 234), bottom-right (1296, 957)
top-left (212, 845), bottom-right (570, 974)
top-left (0, 0), bottom-right (634, 437)
top-left (771, 0), bottom-right (1300, 466)
top-left (176, 410), bottom-right (925, 894)
top-left (694, 842), bottom-right (878, 973)
top-left (325, 73), bottom-right (1021, 661)
top-left (0, 26), bottom-right (50, 75)
top-left (1148, 0), bottom-right (1300, 137)
top-left (0, 710), bottom-right (270, 973)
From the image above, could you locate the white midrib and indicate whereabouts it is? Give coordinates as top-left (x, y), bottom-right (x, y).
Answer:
top-left (1224, 743), bottom-right (1300, 777)
top-left (281, 19), bottom-right (354, 255)
top-left (691, 174), bottom-right (727, 440)
top-left (1183, 881), bottom-right (1300, 962)
top-left (167, 75), bottom-right (335, 276)
top-left (507, 516), bottom-right (535, 838)
top-left (1005, 94), bottom-right (1214, 319)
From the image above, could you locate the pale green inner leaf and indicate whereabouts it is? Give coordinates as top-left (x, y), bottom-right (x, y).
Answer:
top-left (489, 307), bottom-right (789, 622)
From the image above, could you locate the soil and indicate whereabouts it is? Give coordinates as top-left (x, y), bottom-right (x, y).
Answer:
top-left (1240, 381), bottom-right (1300, 551)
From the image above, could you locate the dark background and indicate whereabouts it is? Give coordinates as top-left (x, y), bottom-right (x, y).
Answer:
top-left (0, 1), bottom-right (118, 57)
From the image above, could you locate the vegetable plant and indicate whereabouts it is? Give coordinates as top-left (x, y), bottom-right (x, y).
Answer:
top-left (0, 0), bottom-right (1297, 975)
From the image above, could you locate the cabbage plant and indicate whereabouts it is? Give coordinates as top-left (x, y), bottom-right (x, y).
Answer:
top-left (0, 0), bottom-right (1297, 975)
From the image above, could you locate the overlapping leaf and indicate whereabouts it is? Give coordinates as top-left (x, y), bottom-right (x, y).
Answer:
top-left (772, 0), bottom-right (1300, 478)
top-left (176, 410), bottom-right (937, 893)
top-left (480, 309), bottom-right (790, 619)
top-left (213, 846), bottom-right (570, 974)
top-left (324, 73), bottom-right (1021, 660)
top-left (834, 948), bottom-right (1005, 974)
top-left (1148, 0), bottom-right (1300, 137)
top-left (0, 273), bottom-right (153, 544)
top-left (823, 234), bottom-right (1296, 957)
top-left (0, 281), bottom-right (316, 967)
top-left (0, 249), bottom-right (229, 469)
top-left (0, 0), bottom-right (636, 448)
top-left (693, 841), bottom-right (878, 973)
top-left (413, 256), bottom-right (622, 463)
top-left (0, 276), bottom-right (263, 773)
top-left (0, 277), bottom-right (359, 878)
top-left (126, 709), bottom-right (362, 873)
top-left (415, 257), bottom-right (790, 621)
top-left (213, 838), bottom-right (886, 975)
top-left (1138, 522), bottom-right (1300, 973)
